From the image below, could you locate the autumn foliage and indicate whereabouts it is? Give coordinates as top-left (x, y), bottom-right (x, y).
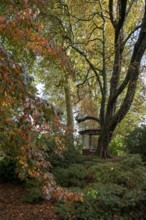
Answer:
top-left (0, 0), bottom-right (72, 74)
top-left (0, 43), bottom-right (82, 202)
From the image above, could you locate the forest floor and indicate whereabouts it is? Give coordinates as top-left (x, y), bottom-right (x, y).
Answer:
top-left (0, 183), bottom-right (58, 220)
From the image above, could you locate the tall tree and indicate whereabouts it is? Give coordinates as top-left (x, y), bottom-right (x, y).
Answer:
top-left (62, 0), bottom-right (146, 158)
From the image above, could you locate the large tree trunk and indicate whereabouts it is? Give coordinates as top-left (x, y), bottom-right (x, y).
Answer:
top-left (96, 137), bottom-right (111, 159)
top-left (64, 76), bottom-right (74, 148)
top-left (96, 124), bottom-right (112, 158)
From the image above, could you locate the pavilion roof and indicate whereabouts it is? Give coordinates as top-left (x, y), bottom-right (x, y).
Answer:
top-left (79, 128), bottom-right (101, 135)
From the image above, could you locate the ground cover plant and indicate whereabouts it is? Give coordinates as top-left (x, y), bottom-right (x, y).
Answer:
top-left (55, 155), bottom-right (146, 219)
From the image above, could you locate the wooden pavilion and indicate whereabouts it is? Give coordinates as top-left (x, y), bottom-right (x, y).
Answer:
top-left (79, 128), bottom-right (101, 155)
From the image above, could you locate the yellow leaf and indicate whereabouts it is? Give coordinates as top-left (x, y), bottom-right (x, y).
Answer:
top-left (2, 101), bottom-right (6, 106)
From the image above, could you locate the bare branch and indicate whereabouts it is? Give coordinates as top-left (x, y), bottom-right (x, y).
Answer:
top-left (70, 12), bottom-right (101, 23)
top-left (123, 24), bottom-right (142, 46)
top-left (76, 68), bottom-right (91, 87)
top-left (88, 25), bottom-right (103, 42)
top-left (70, 44), bottom-right (103, 95)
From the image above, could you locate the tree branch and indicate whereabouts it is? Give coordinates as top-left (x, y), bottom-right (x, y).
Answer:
top-left (75, 115), bottom-right (101, 124)
top-left (110, 1), bottom-right (146, 129)
top-left (109, 0), bottom-right (117, 28)
top-left (76, 68), bottom-right (95, 87)
top-left (70, 44), bottom-right (103, 95)
top-left (118, 0), bottom-right (128, 26)
top-left (123, 24), bottom-right (142, 46)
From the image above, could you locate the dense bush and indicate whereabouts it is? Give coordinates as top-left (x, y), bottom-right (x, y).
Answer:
top-left (53, 155), bottom-right (144, 188)
top-left (56, 184), bottom-right (146, 220)
top-left (56, 155), bottom-right (146, 220)
top-left (0, 156), bottom-right (20, 183)
top-left (23, 179), bottom-right (44, 203)
top-left (124, 125), bottom-right (146, 161)
top-left (49, 149), bottom-right (84, 168)
top-left (40, 133), bottom-right (84, 168)
top-left (52, 164), bottom-right (88, 187)
top-left (88, 155), bottom-right (144, 187)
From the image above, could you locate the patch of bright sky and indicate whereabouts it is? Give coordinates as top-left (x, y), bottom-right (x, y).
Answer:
top-left (36, 82), bottom-right (45, 97)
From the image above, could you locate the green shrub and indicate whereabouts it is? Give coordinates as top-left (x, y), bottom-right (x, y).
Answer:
top-left (56, 199), bottom-right (111, 220)
top-left (52, 164), bottom-right (88, 187)
top-left (124, 125), bottom-right (146, 161)
top-left (119, 154), bottom-right (143, 168)
top-left (56, 155), bottom-right (146, 219)
top-left (23, 187), bottom-right (43, 203)
top-left (53, 155), bottom-right (145, 188)
top-left (0, 156), bottom-right (20, 183)
top-left (23, 179), bottom-right (44, 203)
top-left (88, 155), bottom-right (144, 188)
top-left (44, 135), bottom-right (83, 168)
top-left (56, 180), bottom-right (146, 220)
top-left (50, 149), bottom-right (84, 168)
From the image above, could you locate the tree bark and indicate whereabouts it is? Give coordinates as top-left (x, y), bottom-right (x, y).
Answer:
top-left (96, 127), bottom-right (112, 158)
top-left (64, 76), bottom-right (74, 148)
